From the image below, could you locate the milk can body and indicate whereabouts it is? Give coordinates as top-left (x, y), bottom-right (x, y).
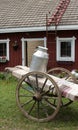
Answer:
top-left (30, 46), bottom-right (49, 72)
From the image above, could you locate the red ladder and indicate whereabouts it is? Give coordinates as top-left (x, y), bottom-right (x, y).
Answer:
top-left (48, 0), bottom-right (70, 26)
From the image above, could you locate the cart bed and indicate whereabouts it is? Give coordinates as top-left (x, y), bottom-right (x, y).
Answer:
top-left (5, 65), bottom-right (78, 101)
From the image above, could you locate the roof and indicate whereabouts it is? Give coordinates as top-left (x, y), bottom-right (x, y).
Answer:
top-left (60, 0), bottom-right (78, 25)
top-left (0, 0), bottom-right (78, 33)
top-left (0, 0), bottom-right (60, 29)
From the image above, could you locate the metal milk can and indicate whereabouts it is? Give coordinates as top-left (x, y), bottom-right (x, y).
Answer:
top-left (30, 46), bottom-right (49, 72)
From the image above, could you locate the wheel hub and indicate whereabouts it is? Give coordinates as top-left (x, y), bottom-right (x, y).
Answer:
top-left (33, 92), bottom-right (42, 101)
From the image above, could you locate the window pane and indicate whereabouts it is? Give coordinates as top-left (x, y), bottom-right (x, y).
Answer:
top-left (0, 43), bottom-right (6, 56)
top-left (60, 42), bottom-right (71, 57)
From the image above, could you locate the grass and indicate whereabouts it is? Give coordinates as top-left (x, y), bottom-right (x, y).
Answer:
top-left (0, 74), bottom-right (78, 130)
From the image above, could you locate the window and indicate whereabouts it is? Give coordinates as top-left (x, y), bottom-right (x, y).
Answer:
top-left (0, 39), bottom-right (10, 61)
top-left (0, 43), bottom-right (6, 56)
top-left (60, 42), bottom-right (71, 57)
top-left (56, 37), bottom-right (76, 62)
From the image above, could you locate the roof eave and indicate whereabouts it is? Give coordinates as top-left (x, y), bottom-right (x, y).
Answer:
top-left (47, 25), bottom-right (78, 31)
top-left (0, 25), bottom-right (78, 33)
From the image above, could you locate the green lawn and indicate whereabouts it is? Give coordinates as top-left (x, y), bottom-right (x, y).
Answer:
top-left (0, 75), bottom-right (78, 130)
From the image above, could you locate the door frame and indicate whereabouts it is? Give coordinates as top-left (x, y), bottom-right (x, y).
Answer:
top-left (21, 37), bottom-right (47, 66)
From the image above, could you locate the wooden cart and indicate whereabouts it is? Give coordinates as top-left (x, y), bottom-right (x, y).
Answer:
top-left (5, 66), bottom-right (78, 122)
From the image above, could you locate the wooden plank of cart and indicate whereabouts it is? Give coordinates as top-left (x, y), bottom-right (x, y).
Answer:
top-left (5, 65), bottom-right (78, 122)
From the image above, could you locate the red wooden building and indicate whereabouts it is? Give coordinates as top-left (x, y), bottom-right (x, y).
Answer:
top-left (0, 0), bottom-right (78, 71)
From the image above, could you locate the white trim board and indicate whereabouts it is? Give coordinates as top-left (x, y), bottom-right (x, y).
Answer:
top-left (0, 25), bottom-right (78, 33)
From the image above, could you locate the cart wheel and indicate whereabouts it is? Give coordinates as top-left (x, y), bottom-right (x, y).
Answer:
top-left (16, 71), bottom-right (61, 122)
top-left (47, 67), bottom-right (75, 107)
top-left (47, 67), bottom-right (76, 83)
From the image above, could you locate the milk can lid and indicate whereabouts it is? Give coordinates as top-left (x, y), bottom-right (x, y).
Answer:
top-left (38, 46), bottom-right (48, 51)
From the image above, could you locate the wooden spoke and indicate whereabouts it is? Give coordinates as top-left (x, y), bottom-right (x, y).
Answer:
top-left (61, 98), bottom-right (73, 107)
top-left (37, 101), bottom-right (40, 119)
top-left (41, 86), bottom-right (55, 96)
top-left (40, 101), bottom-right (49, 117)
top-left (26, 76), bottom-right (37, 92)
top-left (35, 74), bottom-right (39, 89)
top-left (28, 101), bottom-right (36, 115)
top-left (21, 99), bottom-right (33, 107)
top-left (41, 78), bottom-right (48, 92)
top-left (21, 84), bottom-right (34, 94)
top-left (44, 99), bottom-right (56, 110)
top-left (19, 94), bottom-right (33, 97)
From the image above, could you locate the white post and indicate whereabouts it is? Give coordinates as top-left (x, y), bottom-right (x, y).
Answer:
top-left (21, 38), bottom-right (25, 66)
top-left (7, 39), bottom-right (10, 61)
top-left (44, 37), bottom-right (47, 47)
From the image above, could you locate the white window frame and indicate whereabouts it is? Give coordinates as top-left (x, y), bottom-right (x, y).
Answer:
top-left (0, 39), bottom-right (10, 61)
top-left (56, 36), bottom-right (76, 62)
